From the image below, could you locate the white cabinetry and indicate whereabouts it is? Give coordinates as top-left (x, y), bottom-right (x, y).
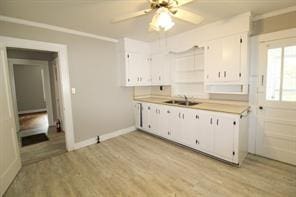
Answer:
top-left (134, 101), bottom-right (248, 165)
top-left (204, 33), bottom-right (249, 94)
top-left (151, 53), bottom-right (171, 86)
top-left (118, 38), bottom-right (151, 86)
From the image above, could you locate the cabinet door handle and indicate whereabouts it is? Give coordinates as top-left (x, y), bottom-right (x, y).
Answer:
top-left (178, 112), bottom-right (181, 119)
top-left (182, 114), bottom-right (184, 119)
top-left (216, 119), bottom-right (219, 125)
top-left (167, 110), bottom-right (170, 114)
top-left (196, 139), bottom-right (199, 145)
top-left (224, 71), bottom-right (226, 78)
top-left (218, 72), bottom-right (221, 78)
top-left (195, 115), bottom-right (199, 119)
top-left (210, 118), bottom-right (213, 124)
top-left (261, 75), bottom-right (264, 86)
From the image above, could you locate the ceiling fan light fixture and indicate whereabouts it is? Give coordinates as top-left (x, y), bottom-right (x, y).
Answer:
top-left (149, 7), bottom-right (175, 32)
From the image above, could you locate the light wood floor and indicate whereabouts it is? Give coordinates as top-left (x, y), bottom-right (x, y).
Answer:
top-left (5, 131), bottom-right (296, 197)
top-left (20, 126), bottom-right (66, 166)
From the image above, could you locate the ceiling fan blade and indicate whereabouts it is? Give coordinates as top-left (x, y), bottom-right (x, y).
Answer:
top-left (112, 9), bottom-right (153, 23)
top-left (173, 8), bottom-right (203, 24)
top-left (175, 0), bottom-right (195, 7)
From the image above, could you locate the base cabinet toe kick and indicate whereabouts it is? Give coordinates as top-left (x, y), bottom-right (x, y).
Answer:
top-left (134, 101), bottom-right (249, 165)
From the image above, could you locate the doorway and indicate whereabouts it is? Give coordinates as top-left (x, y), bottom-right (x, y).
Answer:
top-left (0, 36), bottom-right (75, 195)
top-left (256, 37), bottom-right (296, 166)
top-left (7, 48), bottom-right (66, 165)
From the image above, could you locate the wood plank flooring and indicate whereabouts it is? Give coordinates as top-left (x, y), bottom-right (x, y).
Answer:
top-left (5, 131), bottom-right (296, 197)
top-left (20, 126), bottom-right (66, 166)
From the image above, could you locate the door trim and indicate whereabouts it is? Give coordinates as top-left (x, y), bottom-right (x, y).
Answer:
top-left (0, 36), bottom-right (75, 151)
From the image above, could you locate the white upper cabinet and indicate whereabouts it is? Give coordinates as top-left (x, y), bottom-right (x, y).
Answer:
top-left (151, 53), bottom-right (171, 86)
top-left (118, 38), bottom-right (171, 87)
top-left (118, 38), bottom-right (151, 87)
top-left (221, 34), bottom-right (241, 82)
top-left (205, 39), bottom-right (222, 83)
top-left (204, 32), bottom-right (249, 94)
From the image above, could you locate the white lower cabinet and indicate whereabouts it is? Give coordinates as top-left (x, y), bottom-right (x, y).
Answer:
top-left (134, 101), bottom-right (248, 165)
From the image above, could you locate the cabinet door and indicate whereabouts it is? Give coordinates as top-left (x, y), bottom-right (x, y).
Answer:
top-left (141, 103), bottom-right (151, 131)
top-left (162, 54), bottom-right (171, 85)
top-left (205, 39), bottom-right (222, 83)
top-left (170, 107), bottom-right (185, 144)
top-left (195, 111), bottom-right (214, 153)
top-left (151, 54), bottom-right (164, 85)
top-left (179, 108), bottom-right (196, 147)
top-left (163, 106), bottom-right (174, 140)
top-left (213, 115), bottom-right (235, 162)
top-left (157, 105), bottom-right (169, 138)
top-left (149, 104), bottom-right (160, 135)
top-left (221, 34), bottom-right (241, 82)
top-left (126, 52), bottom-right (139, 86)
top-left (138, 53), bottom-right (151, 85)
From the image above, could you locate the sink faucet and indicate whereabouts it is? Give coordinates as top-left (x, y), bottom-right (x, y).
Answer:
top-left (184, 95), bottom-right (189, 105)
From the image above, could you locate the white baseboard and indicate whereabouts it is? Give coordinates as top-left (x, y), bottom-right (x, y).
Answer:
top-left (73, 126), bottom-right (136, 150)
top-left (18, 108), bottom-right (47, 115)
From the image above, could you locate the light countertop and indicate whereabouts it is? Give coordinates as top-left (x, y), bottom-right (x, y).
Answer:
top-left (134, 96), bottom-right (249, 115)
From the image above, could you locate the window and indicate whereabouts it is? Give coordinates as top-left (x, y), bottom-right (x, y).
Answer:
top-left (266, 45), bottom-right (296, 102)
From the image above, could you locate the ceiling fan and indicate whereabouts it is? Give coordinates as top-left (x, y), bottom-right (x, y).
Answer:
top-left (111, 0), bottom-right (203, 31)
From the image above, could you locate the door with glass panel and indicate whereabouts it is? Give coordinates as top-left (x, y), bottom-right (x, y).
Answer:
top-left (256, 38), bottom-right (296, 165)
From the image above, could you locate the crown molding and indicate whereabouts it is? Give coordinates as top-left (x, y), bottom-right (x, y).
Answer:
top-left (253, 6), bottom-right (296, 21)
top-left (0, 15), bottom-right (118, 43)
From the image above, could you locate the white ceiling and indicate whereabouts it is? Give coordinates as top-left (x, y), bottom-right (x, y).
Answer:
top-left (0, 0), bottom-right (296, 41)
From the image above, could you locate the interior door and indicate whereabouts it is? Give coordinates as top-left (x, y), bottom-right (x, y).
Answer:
top-left (0, 45), bottom-right (21, 196)
top-left (256, 39), bottom-right (296, 165)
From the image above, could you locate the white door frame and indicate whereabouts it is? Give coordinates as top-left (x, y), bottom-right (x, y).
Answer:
top-left (8, 59), bottom-right (55, 130)
top-left (0, 36), bottom-right (75, 151)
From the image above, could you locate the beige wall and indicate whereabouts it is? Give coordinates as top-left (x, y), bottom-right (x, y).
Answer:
top-left (0, 21), bottom-right (134, 143)
top-left (252, 11), bottom-right (296, 35)
top-left (13, 64), bottom-right (46, 111)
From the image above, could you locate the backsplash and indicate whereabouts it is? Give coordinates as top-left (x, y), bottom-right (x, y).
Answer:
top-left (134, 86), bottom-right (248, 102)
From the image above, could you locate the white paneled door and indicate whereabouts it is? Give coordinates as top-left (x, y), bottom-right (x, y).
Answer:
top-left (0, 45), bottom-right (21, 196)
top-left (256, 38), bottom-right (296, 165)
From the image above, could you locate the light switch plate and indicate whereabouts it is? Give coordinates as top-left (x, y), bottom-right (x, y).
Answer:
top-left (71, 88), bottom-right (76, 95)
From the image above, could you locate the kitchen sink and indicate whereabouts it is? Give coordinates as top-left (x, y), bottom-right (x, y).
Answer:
top-left (164, 100), bottom-right (200, 106)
